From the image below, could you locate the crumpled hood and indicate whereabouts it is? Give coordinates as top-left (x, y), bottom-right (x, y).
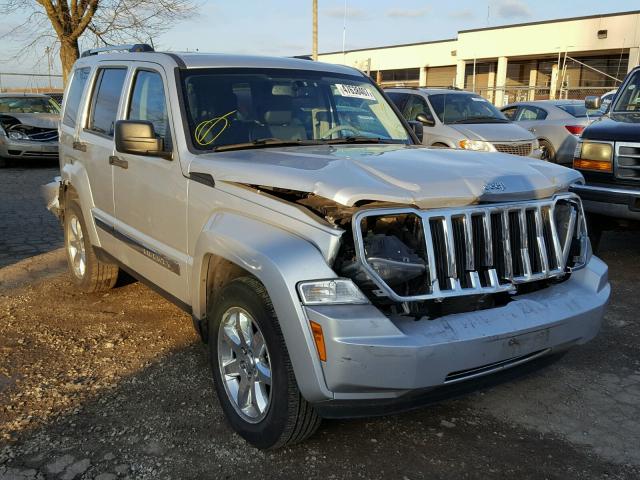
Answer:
top-left (450, 122), bottom-right (535, 142)
top-left (190, 144), bottom-right (582, 208)
top-left (0, 113), bottom-right (59, 129)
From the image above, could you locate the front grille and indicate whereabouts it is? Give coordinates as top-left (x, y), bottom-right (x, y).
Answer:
top-left (352, 193), bottom-right (588, 302)
top-left (493, 142), bottom-right (533, 157)
top-left (616, 142), bottom-right (640, 181)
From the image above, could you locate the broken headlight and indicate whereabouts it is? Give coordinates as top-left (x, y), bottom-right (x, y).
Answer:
top-left (7, 130), bottom-right (29, 140)
top-left (363, 234), bottom-right (426, 285)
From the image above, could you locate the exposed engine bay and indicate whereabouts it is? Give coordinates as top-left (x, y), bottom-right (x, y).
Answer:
top-left (0, 115), bottom-right (58, 142)
top-left (247, 185), bottom-right (544, 319)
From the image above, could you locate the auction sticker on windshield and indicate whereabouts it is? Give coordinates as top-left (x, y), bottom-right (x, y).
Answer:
top-left (336, 84), bottom-right (376, 100)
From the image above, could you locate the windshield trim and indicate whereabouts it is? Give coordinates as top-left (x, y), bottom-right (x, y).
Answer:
top-left (177, 66), bottom-right (417, 155)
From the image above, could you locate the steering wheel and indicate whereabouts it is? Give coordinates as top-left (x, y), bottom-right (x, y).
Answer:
top-left (320, 125), bottom-right (360, 139)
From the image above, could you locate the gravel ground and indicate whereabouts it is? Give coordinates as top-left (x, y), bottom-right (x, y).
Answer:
top-left (0, 231), bottom-right (638, 479)
top-left (0, 160), bottom-right (62, 268)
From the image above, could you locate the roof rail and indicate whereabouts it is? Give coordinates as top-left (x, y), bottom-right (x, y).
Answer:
top-left (81, 43), bottom-right (154, 58)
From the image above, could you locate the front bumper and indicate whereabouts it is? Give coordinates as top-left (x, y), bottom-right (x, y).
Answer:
top-left (571, 183), bottom-right (640, 221)
top-left (306, 256), bottom-right (609, 407)
top-left (0, 138), bottom-right (59, 159)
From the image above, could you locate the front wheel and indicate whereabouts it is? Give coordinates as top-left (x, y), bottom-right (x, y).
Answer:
top-left (208, 277), bottom-right (320, 449)
top-left (64, 199), bottom-right (119, 292)
top-left (539, 139), bottom-right (556, 162)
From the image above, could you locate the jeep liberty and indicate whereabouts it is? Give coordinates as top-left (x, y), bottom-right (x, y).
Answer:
top-left (46, 44), bottom-right (610, 449)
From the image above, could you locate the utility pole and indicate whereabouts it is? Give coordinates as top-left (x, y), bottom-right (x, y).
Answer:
top-left (312, 0), bottom-right (318, 61)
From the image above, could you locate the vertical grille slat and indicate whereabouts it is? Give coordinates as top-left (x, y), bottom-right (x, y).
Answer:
top-left (351, 194), bottom-right (587, 302)
top-left (534, 207), bottom-right (550, 274)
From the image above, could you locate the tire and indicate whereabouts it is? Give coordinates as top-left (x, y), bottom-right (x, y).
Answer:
top-left (431, 142), bottom-right (450, 148)
top-left (0, 157), bottom-right (7, 168)
top-left (64, 198), bottom-right (119, 292)
top-left (586, 213), bottom-right (605, 254)
top-left (208, 277), bottom-right (321, 449)
top-left (539, 139), bottom-right (556, 162)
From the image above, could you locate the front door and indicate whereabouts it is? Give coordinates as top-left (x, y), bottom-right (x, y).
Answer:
top-left (112, 64), bottom-right (189, 303)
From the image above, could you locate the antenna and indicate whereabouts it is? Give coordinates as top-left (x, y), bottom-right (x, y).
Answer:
top-left (487, 5), bottom-right (490, 26)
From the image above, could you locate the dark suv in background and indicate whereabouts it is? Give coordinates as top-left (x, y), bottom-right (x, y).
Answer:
top-left (571, 66), bottom-right (640, 249)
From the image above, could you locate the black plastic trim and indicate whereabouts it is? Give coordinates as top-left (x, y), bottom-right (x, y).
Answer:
top-left (94, 217), bottom-right (181, 275)
top-left (93, 246), bottom-right (192, 315)
top-left (189, 172), bottom-right (215, 188)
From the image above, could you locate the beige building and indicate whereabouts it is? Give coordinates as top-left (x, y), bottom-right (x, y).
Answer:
top-left (318, 10), bottom-right (640, 106)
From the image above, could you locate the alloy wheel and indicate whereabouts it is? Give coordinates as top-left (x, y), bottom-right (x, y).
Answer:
top-left (217, 307), bottom-right (272, 423)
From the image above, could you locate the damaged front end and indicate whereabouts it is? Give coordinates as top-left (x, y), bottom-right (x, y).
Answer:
top-left (0, 114), bottom-right (59, 159)
top-left (263, 186), bottom-right (590, 320)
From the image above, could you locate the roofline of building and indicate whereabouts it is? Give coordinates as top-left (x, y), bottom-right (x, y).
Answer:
top-left (319, 38), bottom-right (457, 56)
top-left (459, 9), bottom-right (640, 34)
top-left (318, 9), bottom-right (640, 57)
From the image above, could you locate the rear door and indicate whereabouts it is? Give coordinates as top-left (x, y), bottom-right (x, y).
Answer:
top-left (514, 105), bottom-right (548, 136)
top-left (76, 66), bottom-right (128, 226)
top-left (112, 63), bottom-right (189, 302)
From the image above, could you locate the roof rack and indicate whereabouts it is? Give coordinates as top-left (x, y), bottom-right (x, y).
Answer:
top-left (81, 43), bottom-right (154, 58)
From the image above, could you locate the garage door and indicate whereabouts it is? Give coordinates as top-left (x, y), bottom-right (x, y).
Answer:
top-left (425, 66), bottom-right (456, 88)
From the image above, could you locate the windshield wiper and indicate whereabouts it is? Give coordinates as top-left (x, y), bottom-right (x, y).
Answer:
top-left (321, 136), bottom-right (401, 145)
top-left (213, 138), bottom-right (322, 152)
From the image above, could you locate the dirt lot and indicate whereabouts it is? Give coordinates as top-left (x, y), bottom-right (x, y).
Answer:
top-left (0, 201), bottom-right (639, 477)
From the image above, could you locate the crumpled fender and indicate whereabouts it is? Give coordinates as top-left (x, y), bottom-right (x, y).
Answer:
top-left (61, 161), bottom-right (101, 246)
top-left (191, 210), bottom-right (338, 402)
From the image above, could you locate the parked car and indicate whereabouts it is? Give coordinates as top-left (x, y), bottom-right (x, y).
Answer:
top-left (0, 93), bottom-right (60, 167)
top-left (571, 67), bottom-right (640, 249)
top-left (386, 87), bottom-right (542, 158)
top-left (46, 45), bottom-right (609, 449)
top-left (501, 100), bottom-right (602, 165)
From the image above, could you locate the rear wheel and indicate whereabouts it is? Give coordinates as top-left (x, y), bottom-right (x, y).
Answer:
top-left (208, 277), bottom-right (321, 449)
top-left (539, 139), bottom-right (556, 162)
top-left (64, 199), bottom-right (119, 292)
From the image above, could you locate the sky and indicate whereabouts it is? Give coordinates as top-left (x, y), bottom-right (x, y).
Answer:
top-left (0, 0), bottom-right (639, 78)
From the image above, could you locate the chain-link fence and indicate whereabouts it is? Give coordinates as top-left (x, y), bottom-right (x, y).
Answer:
top-left (0, 72), bottom-right (64, 94)
top-left (474, 85), bottom-right (617, 105)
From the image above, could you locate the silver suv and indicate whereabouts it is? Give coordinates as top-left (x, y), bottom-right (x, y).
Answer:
top-left (387, 87), bottom-right (542, 158)
top-left (47, 45), bottom-right (609, 449)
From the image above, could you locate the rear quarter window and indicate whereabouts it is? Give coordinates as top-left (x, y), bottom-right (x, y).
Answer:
top-left (62, 67), bottom-right (91, 128)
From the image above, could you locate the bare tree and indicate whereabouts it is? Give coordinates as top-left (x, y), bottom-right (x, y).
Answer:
top-left (0, 0), bottom-right (197, 83)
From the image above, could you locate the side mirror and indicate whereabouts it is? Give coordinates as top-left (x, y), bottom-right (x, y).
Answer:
top-left (115, 120), bottom-right (171, 160)
top-left (408, 120), bottom-right (424, 143)
top-left (585, 96), bottom-right (602, 110)
top-left (416, 113), bottom-right (435, 127)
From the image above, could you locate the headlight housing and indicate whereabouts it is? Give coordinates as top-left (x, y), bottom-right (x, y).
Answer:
top-left (573, 141), bottom-right (613, 172)
top-left (298, 279), bottom-right (369, 305)
top-left (7, 130), bottom-right (29, 141)
top-left (458, 139), bottom-right (495, 152)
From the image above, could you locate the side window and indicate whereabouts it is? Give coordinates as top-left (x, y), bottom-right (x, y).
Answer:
top-left (62, 67), bottom-right (91, 128)
top-left (386, 92), bottom-right (410, 116)
top-left (128, 70), bottom-right (172, 151)
top-left (518, 106), bottom-right (547, 121)
top-left (501, 107), bottom-right (518, 120)
top-left (88, 68), bottom-right (127, 137)
top-left (405, 95), bottom-right (434, 122)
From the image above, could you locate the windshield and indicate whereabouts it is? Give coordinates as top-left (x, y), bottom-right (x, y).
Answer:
top-left (556, 103), bottom-right (602, 118)
top-left (612, 71), bottom-right (640, 113)
top-left (428, 93), bottom-right (508, 124)
top-left (0, 97), bottom-right (60, 114)
top-left (181, 68), bottom-right (411, 151)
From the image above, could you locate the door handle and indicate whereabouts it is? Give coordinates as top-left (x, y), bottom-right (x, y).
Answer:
top-left (109, 156), bottom-right (128, 169)
top-left (72, 141), bottom-right (87, 152)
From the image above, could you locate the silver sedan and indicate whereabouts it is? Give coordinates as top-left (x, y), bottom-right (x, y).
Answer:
top-left (501, 100), bottom-right (602, 165)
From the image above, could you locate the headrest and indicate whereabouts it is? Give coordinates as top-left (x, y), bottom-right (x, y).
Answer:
top-left (264, 110), bottom-right (292, 124)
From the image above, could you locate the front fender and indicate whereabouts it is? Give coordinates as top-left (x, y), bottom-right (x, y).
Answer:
top-left (191, 211), bottom-right (338, 402)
